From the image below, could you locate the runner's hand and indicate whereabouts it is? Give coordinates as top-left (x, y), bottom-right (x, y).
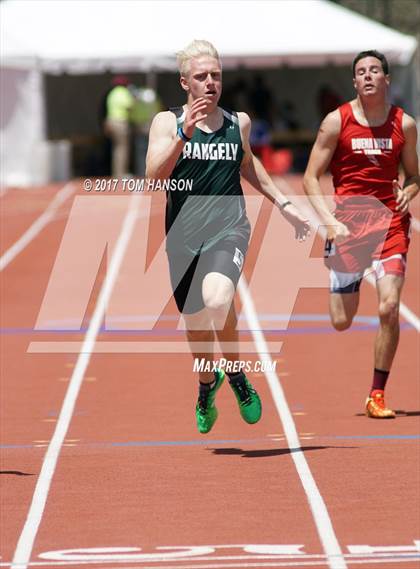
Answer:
top-left (393, 179), bottom-right (409, 214)
top-left (182, 98), bottom-right (208, 138)
top-left (326, 221), bottom-right (350, 243)
top-left (280, 203), bottom-right (311, 241)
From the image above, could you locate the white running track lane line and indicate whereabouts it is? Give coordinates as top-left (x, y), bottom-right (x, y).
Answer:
top-left (238, 277), bottom-right (347, 569)
top-left (277, 177), bottom-right (420, 332)
top-left (1, 554), bottom-right (419, 567)
top-left (11, 195), bottom-right (141, 569)
top-left (0, 182), bottom-right (76, 271)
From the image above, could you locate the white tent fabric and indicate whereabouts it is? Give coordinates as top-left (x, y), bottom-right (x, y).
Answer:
top-left (0, 68), bottom-right (47, 186)
top-left (1, 0), bottom-right (417, 72)
top-left (0, 0), bottom-right (417, 186)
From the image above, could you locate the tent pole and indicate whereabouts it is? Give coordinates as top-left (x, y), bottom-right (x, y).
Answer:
top-left (146, 70), bottom-right (157, 90)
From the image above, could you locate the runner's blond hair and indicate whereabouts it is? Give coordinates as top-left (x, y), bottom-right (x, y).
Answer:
top-left (176, 40), bottom-right (220, 76)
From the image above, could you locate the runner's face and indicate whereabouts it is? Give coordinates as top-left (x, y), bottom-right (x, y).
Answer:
top-left (181, 56), bottom-right (222, 108)
top-left (353, 56), bottom-right (390, 98)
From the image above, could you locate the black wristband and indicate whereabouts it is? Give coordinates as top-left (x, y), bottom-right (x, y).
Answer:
top-left (177, 127), bottom-right (191, 142)
top-left (278, 200), bottom-right (292, 210)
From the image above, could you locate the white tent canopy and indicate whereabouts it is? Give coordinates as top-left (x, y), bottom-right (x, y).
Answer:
top-left (1, 0), bottom-right (417, 72)
top-left (0, 0), bottom-right (417, 186)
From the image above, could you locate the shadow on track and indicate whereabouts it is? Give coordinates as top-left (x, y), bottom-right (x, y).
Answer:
top-left (0, 470), bottom-right (35, 476)
top-left (395, 410), bottom-right (420, 417)
top-left (209, 445), bottom-right (357, 458)
top-left (354, 410), bottom-right (420, 418)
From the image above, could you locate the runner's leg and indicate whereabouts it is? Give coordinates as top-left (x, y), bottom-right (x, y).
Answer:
top-left (202, 271), bottom-right (239, 371)
top-left (374, 273), bottom-right (404, 371)
top-left (183, 308), bottom-right (215, 384)
top-left (329, 291), bottom-right (360, 331)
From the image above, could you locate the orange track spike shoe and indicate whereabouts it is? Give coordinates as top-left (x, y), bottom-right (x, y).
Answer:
top-left (365, 390), bottom-right (396, 419)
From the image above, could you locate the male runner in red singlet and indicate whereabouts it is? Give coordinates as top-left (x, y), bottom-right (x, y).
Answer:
top-left (303, 50), bottom-right (419, 418)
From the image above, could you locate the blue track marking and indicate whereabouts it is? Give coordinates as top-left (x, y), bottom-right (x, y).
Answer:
top-left (0, 320), bottom-right (415, 335)
top-left (2, 434), bottom-right (419, 450)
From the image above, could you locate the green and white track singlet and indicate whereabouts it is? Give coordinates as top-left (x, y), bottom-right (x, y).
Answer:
top-left (166, 107), bottom-right (251, 254)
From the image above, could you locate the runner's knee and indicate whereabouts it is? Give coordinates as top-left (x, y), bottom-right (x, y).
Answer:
top-left (331, 314), bottom-right (353, 331)
top-left (379, 299), bottom-right (399, 323)
top-left (203, 290), bottom-right (235, 332)
top-left (186, 328), bottom-right (214, 342)
top-left (202, 278), bottom-right (234, 314)
top-left (204, 293), bottom-right (232, 314)
top-left (329, 291), bottom-right (358, 331)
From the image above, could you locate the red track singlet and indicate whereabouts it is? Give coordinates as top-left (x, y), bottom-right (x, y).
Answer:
top-left (330, 102), bottom-right (405, 209)
top-left (326, 102), bottom-right (410, 274)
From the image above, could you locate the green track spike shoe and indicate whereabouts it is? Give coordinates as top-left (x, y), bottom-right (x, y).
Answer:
top-left (229, 375), bottom-right (262, 424)
top-left (195, 369), bottom-right (225, 434)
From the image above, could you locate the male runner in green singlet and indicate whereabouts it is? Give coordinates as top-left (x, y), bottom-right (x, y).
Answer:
top-left (146, 40), bottom-right (310, 434)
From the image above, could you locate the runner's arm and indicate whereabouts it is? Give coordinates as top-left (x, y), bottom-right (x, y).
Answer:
top-left (396, 114), bottom-right (420, 212)
top-left (303, 110), bottom-right (341, 226)
top-left (145, 111), bottom-right (185, 180)
top-left (146, 98), bottom-right (210, 180)
top-left (238, 112), bottom-right (310, 240)
top-left (238, 112), bottom-right (291, 208)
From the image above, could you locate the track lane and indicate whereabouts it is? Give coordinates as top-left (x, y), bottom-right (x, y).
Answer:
top-left (21, 192), bottom-right (328, 567)
top-left (1, 184), bottom-right (325, 568)
top-left (1, 177), bottom-right (419, 568)
top-left (1, 183), bottom-right (84, 564)
top-left (28, 355), bottom-right (326, 563)
top-left (265, 174), bottom-right (420, 568)
top-left (0, 184), bottom-right (76, 266)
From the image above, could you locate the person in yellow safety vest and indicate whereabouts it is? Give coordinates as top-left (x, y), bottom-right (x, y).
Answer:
top-left (104, 76), bottom-right (135, 178)
top-left (130, 87), bottom-right (161, 176)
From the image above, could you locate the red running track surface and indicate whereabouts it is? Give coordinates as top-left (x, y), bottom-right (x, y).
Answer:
top-left (1, 176), bottom-right (419, 569)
